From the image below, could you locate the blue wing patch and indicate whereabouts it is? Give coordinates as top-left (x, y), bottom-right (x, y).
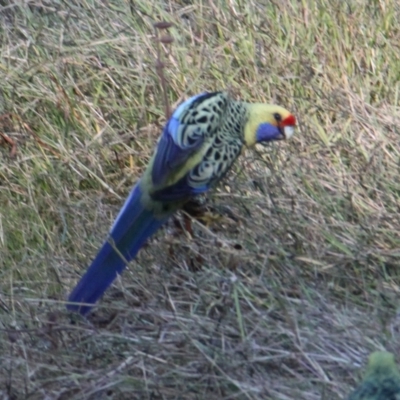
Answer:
top-left (151, 92), bottom-right (226, 187)
top-left (151, 121), bottom-right (203, 187)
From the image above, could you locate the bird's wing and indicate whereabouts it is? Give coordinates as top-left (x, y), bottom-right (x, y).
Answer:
top-left (151, 92), bottom-right (228, 188)
top-left (150, 173), bottom-right (207, 202)
top-left (151, 136), bottom-right (243, 202)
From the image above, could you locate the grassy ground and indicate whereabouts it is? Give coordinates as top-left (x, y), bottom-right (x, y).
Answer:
top-left (1, 0), bottom-right (400, 399)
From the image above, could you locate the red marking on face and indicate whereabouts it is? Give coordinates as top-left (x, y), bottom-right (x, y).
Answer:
top-left (282, 114), bottom-right (296, 127)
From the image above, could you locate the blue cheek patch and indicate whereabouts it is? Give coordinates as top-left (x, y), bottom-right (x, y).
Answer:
top-left (256, 123), bottom-right (280, 142)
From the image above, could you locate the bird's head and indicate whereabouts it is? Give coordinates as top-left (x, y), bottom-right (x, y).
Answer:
top-left (244, 104), bottom-right (296, 147)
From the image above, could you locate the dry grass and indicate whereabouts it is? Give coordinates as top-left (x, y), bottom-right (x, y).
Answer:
top-left (1, 0), bottom-right (400, 399)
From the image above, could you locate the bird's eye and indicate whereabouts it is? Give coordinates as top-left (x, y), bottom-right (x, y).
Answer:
top-left (273, 113), bottom-right (282, 122)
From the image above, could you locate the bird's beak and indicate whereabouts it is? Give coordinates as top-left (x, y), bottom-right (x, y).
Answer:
top-left (278, 114), bottom-right (296, 139)
top-left (282, 125), bottom-right (295, 139)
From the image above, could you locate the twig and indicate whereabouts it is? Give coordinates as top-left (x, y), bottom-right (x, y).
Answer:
top-left (0, 132), bottom-right (17, 158)
top-left (154, 21), bottom-right (174, 120)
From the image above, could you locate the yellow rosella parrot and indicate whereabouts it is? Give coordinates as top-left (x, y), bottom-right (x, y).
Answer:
top-left (67, 91), bottom-right (296, 315)
top-left (347, 351), bottom-right (400, 400)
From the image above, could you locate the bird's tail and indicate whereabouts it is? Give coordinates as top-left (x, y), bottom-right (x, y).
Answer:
top-left (67, 184), bottom-right (166, 315)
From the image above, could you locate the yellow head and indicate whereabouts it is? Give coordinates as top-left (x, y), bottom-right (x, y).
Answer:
top-left (244, 104), bottom-right (296, 147)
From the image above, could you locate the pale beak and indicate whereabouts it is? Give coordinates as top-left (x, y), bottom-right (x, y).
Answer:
top-left (283, 125), bottom-right (295, 139)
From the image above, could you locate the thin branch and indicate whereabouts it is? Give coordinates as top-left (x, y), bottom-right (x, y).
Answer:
top-left (154, 21), bottom-right (174, 120)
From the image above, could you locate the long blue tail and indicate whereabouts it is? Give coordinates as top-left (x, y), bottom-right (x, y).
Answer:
top-left (67, 184), bottom-right (166, 315)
